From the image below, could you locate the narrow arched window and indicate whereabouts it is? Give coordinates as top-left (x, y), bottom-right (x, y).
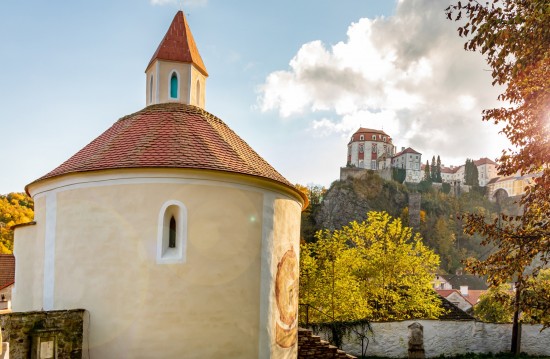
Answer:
top-left (195, 79), bottom-right (201, 106)
top-left (157, 200), bottom-right (187, 264)
top-left (149, 75), bottom-right (154, 104)
top-left (169, 216), bottom-right (176, 248)
top-left (170, 72), bottom-right (178, 98)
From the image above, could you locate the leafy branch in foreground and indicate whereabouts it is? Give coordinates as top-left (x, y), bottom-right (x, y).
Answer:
top-left (446, 0), bottom-right (549, 351)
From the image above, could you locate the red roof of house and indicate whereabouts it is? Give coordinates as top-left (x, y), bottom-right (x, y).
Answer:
top-left (393, 147), bottom-right (421, 157)
top-left (435, 289), bottom-right (459, 297)
top-left (474, 157), bottom-right (497, 166)
top-left (436, 288), bottom-right (485, 307)
top-left (146, 11), bottom-right (208, 76)
top-left (441, 165), bottom-right (461, 174)
top-left (29, 103), bottom-right (304, 202)
top-left (0, 254), bottom-right (15, 289)
top-left (464, 290), bottom-right (487, 306)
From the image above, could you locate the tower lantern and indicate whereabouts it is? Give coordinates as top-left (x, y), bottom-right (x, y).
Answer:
top-left (145, 11), bottom-right (208, 108)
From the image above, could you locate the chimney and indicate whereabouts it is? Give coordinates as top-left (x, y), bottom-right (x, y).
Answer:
top-left (460, 285), bottom-right (469, 297)
top-left (401, 147), bottom-right (405, 152)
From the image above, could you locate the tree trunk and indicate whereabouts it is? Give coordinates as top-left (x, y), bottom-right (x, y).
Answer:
top-left (511, 282), bottom-right (521, 355)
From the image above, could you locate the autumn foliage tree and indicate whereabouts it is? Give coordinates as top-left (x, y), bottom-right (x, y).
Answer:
top-left (0, 192), bottom-right (34, 253)
top-left (300, 211), bottom-right (443, 323)
top-left (446, 0), bottom-right (550, 351)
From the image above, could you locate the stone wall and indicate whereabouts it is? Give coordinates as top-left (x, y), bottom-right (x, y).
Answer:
top-left (0, 309), bottom-right (84, 359)
top-left (311, 320), bottom-right (550, 358)
top-left (340, 167), bottom-right (369, 181)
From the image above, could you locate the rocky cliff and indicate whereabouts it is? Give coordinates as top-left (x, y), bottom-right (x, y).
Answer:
top-left (315, 171), bottom-right (408, 230)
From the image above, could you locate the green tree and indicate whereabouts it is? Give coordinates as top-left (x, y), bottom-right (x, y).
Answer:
top-left (522, 269), bottom-right (550, 325)
top-left (424, 160), bottom-right (431, 182)
top-left (392, 168), bottom-right (406, 184)
top-left (300, 228), bottom-right (368, 322)
top-left (464, 159), bottom-right (479, 187)
top-left (435, 155), bottom-right (442, 183)
top-left (430, 156), bottom-right (437, 182)
top-left (0, 192), bottom-right (34, 253)
top-left (300, 211), bottom-right (443, 323)
top-left (448, 1), bottom-right (549, 351)
top-left (474, 285), bottom-right (515, 323)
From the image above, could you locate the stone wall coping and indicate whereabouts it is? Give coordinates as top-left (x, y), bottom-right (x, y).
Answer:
top-left (0, 309), bottom-right (85, 318)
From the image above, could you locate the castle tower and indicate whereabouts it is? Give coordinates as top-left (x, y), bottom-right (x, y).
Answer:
top-left (145, 11), bottom-right (208, 108)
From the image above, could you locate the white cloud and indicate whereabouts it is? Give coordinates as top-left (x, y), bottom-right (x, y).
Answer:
top-left (258, 0), bottom-right (509, 166)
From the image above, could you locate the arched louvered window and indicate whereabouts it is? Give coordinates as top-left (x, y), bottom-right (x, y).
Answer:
top-left (195, 79), bottom-right (201, 106)
top-left (157, 200), bottom-right (187, 264)
top-left (170, 72), bottom-right (178, 99)
top-left (149, 75), bottom-right (154, 104)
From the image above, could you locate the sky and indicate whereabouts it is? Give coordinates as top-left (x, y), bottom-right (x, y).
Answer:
top-left (0, 0), bottom-right (510, 194)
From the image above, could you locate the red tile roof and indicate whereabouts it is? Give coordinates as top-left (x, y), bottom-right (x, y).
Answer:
top-left (441, 165), bottom-right (461, 174)
top-left (474, 157), bottom-right (497, 166)
top-left (435, 289), bottom-right (459, 297)
top-left (146, 11), bottom-right (208, 76)
top-left (0, 255), bottom-right (15, 289)
top-left (393, 147), bottom-right (421, 157)
top-left (349, 127), bottom-right (393, 144)
top-left (30, 103), bottom-right (304, 203)
top-left (463, 290), bottom-right (487, 306)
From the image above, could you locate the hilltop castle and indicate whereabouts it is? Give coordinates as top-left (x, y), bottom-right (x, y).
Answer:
top-left (345, 127), bottom-right (423, 183)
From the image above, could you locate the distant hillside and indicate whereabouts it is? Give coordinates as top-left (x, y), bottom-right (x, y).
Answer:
top-left (307, 173), bottom-right (518, 273)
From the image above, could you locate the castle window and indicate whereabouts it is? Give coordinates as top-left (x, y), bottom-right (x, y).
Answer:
top-left (359, 144), bottom-right (364, 153)
top-left (170, 72), bottom-right (179, 99)
top-left (157, 200), bottom-right (187, 264)
top-left (372, 135), bottom-right (376, 140)
top-left (383, 136), bottom-right (387, 142)
top-left (359, 135), bottom-right (364, 141)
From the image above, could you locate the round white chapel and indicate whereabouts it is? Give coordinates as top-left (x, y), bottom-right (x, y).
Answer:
top-left (13, 11), bottom-right (306, 359)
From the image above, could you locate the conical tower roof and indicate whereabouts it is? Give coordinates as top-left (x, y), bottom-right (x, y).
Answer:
top-left (146, 11), bottom-right (208, 76)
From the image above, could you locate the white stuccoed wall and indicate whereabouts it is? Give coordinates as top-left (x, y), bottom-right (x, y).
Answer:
top-left (312, 320), bottom-right (550, 358)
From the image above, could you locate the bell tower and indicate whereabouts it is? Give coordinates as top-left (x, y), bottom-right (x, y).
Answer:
top-left (145, 11), bottom-right (208, 108)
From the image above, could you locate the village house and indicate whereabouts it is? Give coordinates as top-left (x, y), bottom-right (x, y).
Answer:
top-left (0, 254), bottom-right (14, 312)
top-left (435, 158), bottom-right (498, 186)
top-left (487, 172), bottom-right (541, 201)
top-left (433, 271), bottom-right (488, 312)
top-left (391, 147), bottom-right (423, 183)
